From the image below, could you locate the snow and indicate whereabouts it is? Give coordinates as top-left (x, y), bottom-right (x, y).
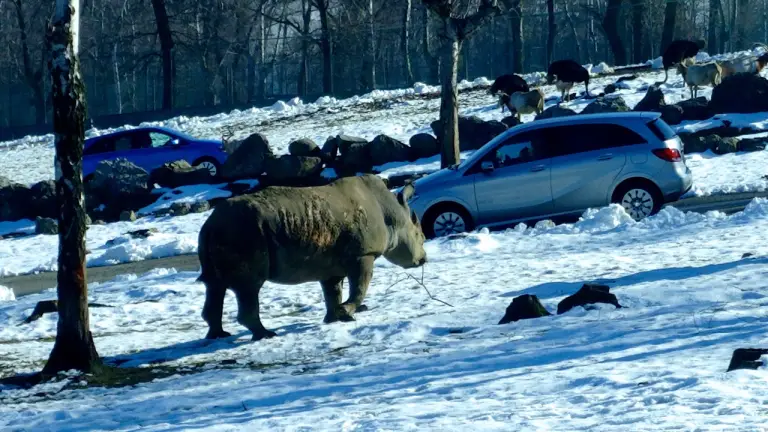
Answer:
top-left (2, 200), bottom-right (768, 430)
top-left (0, 285), bottom-right (14, 302)
top-left (0, 220), bottom-right (35, 237)
top-left (138, 183), bottom-right (232, 215)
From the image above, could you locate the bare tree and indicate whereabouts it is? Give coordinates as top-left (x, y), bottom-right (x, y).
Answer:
top-left (43, 0), bottom-right (100, 375)
top-left (402, 0), bottom-right (414, 85)
top-left (546, 0), bottom-right (556, 64)
top-left (312, 0), bottom-right (334, 94)
top-left (630, 0), bottom-right (645, 63)
top-left (502, 0), bottom-right (524, 73)
top-left (11, 0), bottom-right (47, 125)
top-left (150, 0), bottom-right (174, 110)
top-left (602, 0), bottom-right (626, 65)
top-left (423, 0), bottom-right (502, 168)
top-left (660, 0), bottom-right (678, 54)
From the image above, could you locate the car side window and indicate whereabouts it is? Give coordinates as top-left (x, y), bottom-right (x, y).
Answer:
top-left (545, 124), bottom-right (647, 157)
top-left (114, 136), bottom-right (133, 152)
top-left (494, 141), bottom-right (535, 168)
top-left (149, 132), bottom-right (173, 148)
top-left (83, 137), bottom-right (116, 156)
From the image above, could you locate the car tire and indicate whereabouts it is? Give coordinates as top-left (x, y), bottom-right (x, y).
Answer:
top-left (612, 180), bottom-right (662, 221)
top-left (193, 158), bottom-right (221, 178)
top-left (423, 204), bottom-right (474, 239)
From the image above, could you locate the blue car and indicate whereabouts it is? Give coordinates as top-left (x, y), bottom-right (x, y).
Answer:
top-left (80, 126), bottom-right (229, 181)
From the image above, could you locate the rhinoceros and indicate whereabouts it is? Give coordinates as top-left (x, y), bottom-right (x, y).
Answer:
top-left (197, 174), bottom-right (427, 341)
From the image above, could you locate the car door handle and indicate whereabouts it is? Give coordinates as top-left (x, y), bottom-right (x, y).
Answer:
top-left (597, 154), bottom-right (613, 161)
top-left (530, 164), bottom-right (546, 172)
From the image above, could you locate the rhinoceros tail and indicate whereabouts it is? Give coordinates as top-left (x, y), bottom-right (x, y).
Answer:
top-left (196, 220), bottom-right (218, 285)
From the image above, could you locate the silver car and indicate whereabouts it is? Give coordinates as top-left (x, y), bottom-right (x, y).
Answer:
top-left (408, 112), bottom-right (693, 238)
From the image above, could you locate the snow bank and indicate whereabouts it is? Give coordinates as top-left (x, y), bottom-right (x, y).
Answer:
top-left (0, 285), bottom-right (14, 302)
top-left (138, 183), bottom-right (232, 215)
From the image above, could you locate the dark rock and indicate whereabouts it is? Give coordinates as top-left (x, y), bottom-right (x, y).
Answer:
top-left (288, 138), bottom-right (321, 158)
top-left (170, 202), bottom-right (192, 216)
top-left (335, 135), bottom-right (372, 176)
top-left (603, 84), bottom-right (617, 94)
top-left (127, 228), bottom-right (158, 239)
top-left (738, 137), bottom-right (768, 152)
top-left (92, 220), bottom-right (106, 226)
top-left (29, 180), bottom-right (57, 219)
top-left (535, 106), bottom-right (577, 121)
top-left (220, 133), bottom-right (274, 181)
top-left (681, 135), bottom-right (711, 153)
top-left (616, 74), bottom-right (638, 82)
top-left (727, 348), bottom-right (768, 372)
top-left (265, 155), bottom-right (324, 181)
top-left (321, 136), bottom-right (340, 163)
top-left (431, 116), bottom-right (508, 152)
top-left (24, 300), bottom-right (59, 324)
top-left (660, 105), bottom-right (684, 125)
top-left (223, 182), bottom-right (254, 195)
top-left (501, 116), bottom-right (521, 129)
top-left (0, 177), bottom-right (32, 222)
top-left (369, 134), bottom-right (411, 166)
top-left (191, 201), bottom-right (211, 213)
top-left (675, 97), bottom-right (712, 122)
top-left (386, 172), bottom-right (429, 189)
top-left (557, 284), bottom-right (623, 315)
top-left (408, 133), bottom-right (439, 160)
top-left (120, 210), bottom-right (137, 222)
top-left (34, 217), bottom-right (58, 235)
top-left (86, 159), bottom-right (155, 220)
top-left (498, 294), bottom-right (552, 324)
top-left (685, 134), bottom-right (741, 154)
top-left (711, 73), bottom-right (768, 114)
top-left (149, 160), bottom-right (215, 188)
top-left (581, 96), bottom-right (630, 115)
top-left (742, 252), bottom-right (755, 259)
top-left (633, 85), bottom-right (666, 112)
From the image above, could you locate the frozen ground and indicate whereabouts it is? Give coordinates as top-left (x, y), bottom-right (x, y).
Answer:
top-left (2, 200), bottom-right (768, 430)
top-left (3, 48), bottom-right (768, 194)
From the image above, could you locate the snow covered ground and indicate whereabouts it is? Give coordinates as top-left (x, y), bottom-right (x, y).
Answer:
top-left (2, 201), bottom-right (768, 430)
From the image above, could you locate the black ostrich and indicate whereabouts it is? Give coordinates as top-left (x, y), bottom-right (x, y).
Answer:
top-left (661, 39), bottom-right (706, 83)
top-left (546, 59), bottom-right (591, 103)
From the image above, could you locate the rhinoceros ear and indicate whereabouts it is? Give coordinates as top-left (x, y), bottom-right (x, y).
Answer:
top-left (397, 183), bottom-right (415, 207)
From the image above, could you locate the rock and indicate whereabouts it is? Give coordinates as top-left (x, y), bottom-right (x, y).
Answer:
top-left (408, 133), bottom-right (439, 160)
top-left (87, 159), bottom-right (154, 220)
top-left (127, 228), bottom-right (158, 239)
top-left (335, 135), bottom-right (372, 176)
top-left (685, 134), bottom-right (741, 154)
top-left (321, 136), bottom-right (340, 162)
top-left (727, 348), bottom-right (768, 371)
top-left (674, 97), bottom-right (712, 122)
top-left (681, 135), bottom-right (711, 153)
top-left (557, 284), bottom-right (623, 315)
top-left (498, 294), bottom-right (552, 324)
top-left (535, 106), bottom-right (577, 121)
top-left (223, 182), bottom-right (254, 196)
top-left (149, 160), bottom-right (215, 188)
top-left (288, 138), bottom-right (320, 158)
top-left (738, 137), bottom-right (768, 152)
top-left (710, 73), bottom-right (768, 114)
top-left (581, 96), bottom-right (630, 114)
top-left (386, 173), bottom-right (429, 189)
top-left (24, 300), bottom-right (59, 324)
top-left (191, 201), bottom-right (211, 213)
top-left (431, 117), bottom-right (508, 151)
top-left (92, 219), bottom-right (106, 225)
top-left (369, 134), bottom-right (411, 166)
top-left (220, 133), bottom-right (274, 181)
top-left (29, 180), bottom-right (57, 219)
top-left (0, 177), bottom-right (32, 222)
top-left (120, 210), bottom-right (137, 222)
top-left (603, 84), bottom-right (617, 94)
top-left (633, 85), bottom-right (666, 112)
top-left (501, 116), bottom-right (521, 129)
top-left (659, 105), bottom-right (684, 125)
top-left (35, 217), bottom-right (58, 235)
top-left (170, 202), bottom-right (192, 216)
top-left (264, 155), bottom-right (324, 181)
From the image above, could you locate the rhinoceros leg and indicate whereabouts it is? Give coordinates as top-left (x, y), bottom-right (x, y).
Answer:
top-left (341, 256), bottom-right (375, 315)
top-left (322, 277), bottom-right (355, 324)
top-left (233, 282), bottom-right (277, 341)
top-left (202, 282), bottom-right (232, 340)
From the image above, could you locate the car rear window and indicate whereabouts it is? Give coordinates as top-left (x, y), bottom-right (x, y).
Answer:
top-left (647, 118), bottom-right (677, 141)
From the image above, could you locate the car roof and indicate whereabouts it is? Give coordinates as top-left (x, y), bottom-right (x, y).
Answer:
top-left (85, 126), bottom-right (192, 143)
top-left (512, 111), bottom-right (661, 132)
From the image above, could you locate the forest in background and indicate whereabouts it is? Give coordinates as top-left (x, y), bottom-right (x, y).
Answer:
top-left (0, 0), bottom-right (764, 130)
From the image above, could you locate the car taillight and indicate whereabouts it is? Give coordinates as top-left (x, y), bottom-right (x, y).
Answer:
top-left (652, 148), bottom-right (682, 162)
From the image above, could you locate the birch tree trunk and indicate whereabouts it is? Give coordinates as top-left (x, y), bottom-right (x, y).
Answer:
top-left (402, 0), bottom-right (414, 85)
top-left (150, 0), bottom-right (174, 110)
top-left (43, 0), bottom-right (100, 375)
top-left (439, 33), bottom-right (461, 168)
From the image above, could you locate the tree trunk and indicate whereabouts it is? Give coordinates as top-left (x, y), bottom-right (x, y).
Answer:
top-left (660, 0), bottom-right (678, 54)
top-left (546, 0), bottom-right (556, 65)
top-left (631, 0), bottom-right (645, 63)
top-left (43, 0), bottom-right (100, 376)
top-left (561, 0), bottom-right (582, 63)
top-left (737, 0), bottom-right (750, 50)
top-left (439, 33), bottom-right (461, 169)
top-left (402, 0), bottom-right (414, 85)
top-left (510, 0), bottom-right (524, 72)
top-left (360, 0), bottom-right (376, 91)
top-left (317, 1), bottom-right (334, 94)
top-left (298, 0), bottom-right (312, 97)
top-left (709, 0), bottom-right (719, 54)
top-left (422, 6), bottom-right (439, 83)
top-left (150, 0), bottom-right (174, 110)
top-left (603, 0), bottom-right (627, 65)
top-left (13, 0), bottom-right (46, 125)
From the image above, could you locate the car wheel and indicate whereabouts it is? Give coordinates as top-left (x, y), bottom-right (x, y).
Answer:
top-left (194, 159), bottom-right (220, 177)
top-left (423, 205), bottom-right (474, 239)
top-left (613, 181), bottom-right (662, 221)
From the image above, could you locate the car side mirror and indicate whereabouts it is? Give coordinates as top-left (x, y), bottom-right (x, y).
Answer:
top-left (481, 160), bottom-right (495, 173)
